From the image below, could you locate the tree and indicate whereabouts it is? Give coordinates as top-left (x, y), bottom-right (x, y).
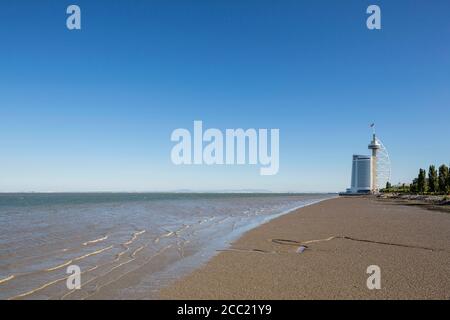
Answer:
top-left (417, 169), bottom-right (427, 194)
top-left (410, 178), bottom-right (418, 194)
top-left (428, 165), bottom-right (438, 193)
top-left (447, 166), bottom-right (450, 194)
top-left (385, 181), bottom-right (392, 190)
top-left (438, 164), bottom-right (449, 194)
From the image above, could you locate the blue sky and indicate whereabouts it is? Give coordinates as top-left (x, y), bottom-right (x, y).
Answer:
top-left (0, 0), bottom-right (449, 192)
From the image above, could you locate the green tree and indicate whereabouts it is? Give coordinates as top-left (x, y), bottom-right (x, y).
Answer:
top-left (400, 183), bottom-right (408, 193)
top-left (410, 178), bottom-right (418, 194)
top-left (428, 165), bottom-right (438, 193)
top-left (417, 169), bottom-right (427, 194)
top-left (447, 166), bottom-right (450, 194)
top-left (385, 181), bottom-right (392, 190)
top-left (438, 164), bottom-right (449, 194)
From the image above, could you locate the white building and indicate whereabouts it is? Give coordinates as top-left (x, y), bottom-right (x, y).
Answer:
top-left (342, 132), bottom-right (390, 195)
top-left (346, 155), bottom-right (372, 194)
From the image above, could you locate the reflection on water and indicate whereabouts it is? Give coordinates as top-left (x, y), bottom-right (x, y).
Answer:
top-left (0, 193), bottom-right (334, 299)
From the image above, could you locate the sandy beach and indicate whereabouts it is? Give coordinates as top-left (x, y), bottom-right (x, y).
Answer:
top-left (160, 197), bottom-right (450, 299)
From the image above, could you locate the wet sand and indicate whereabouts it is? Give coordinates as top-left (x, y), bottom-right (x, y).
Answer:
top-left (160, 197), bottom-right (450, 299)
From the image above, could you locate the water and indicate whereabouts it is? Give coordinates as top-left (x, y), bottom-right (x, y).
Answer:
top-left (0, 193), bottom-right (334, 299)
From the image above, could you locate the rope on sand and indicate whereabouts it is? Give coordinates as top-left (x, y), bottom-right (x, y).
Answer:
top-left (271, 236), bottom-right (443, 252)
top-left (218, 236), bottom-right (445, 255)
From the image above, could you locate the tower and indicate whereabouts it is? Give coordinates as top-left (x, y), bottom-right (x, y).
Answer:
top-left (342, 125), bottom-right (391, 195)
top-left (368, 133), bottom-right (381, 193)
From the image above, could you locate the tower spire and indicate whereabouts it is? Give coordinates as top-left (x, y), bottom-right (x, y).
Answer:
top-left (368, 127), bottom-right (381, 193)
top-left (370, 122), bottom-right (376, 135)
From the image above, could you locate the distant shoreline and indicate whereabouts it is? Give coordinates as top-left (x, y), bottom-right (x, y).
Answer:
top-left (0, 191), bottom-right (338, 195)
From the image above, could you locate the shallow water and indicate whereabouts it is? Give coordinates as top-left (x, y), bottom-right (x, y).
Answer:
top-left (0, 193), bottom-right (334, 299)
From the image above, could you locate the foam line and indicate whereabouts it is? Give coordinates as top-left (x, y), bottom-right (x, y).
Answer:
top-left (123, 230), bottom-right (146, 246)
top-left (0, 275), bottom-right (15, 285)
top-left (83, 235), bottom-right (108, 246)
top-left (45, 245), bottom-right (114, 272)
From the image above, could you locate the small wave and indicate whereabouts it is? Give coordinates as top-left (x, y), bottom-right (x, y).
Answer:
top-left (79, 244), bottom-right (173, 300)
top-left (9, 275), bottom-right (67, 300)
top-left (83, 235), bottom-right (108, 246)
top-left (175, 225), bottom-right (190, 235)
top-left (114, 247), bottom-right (130, 262)
top-left (0, 275), bottom-right (15, 285)
top-left (131, 245), bottom-right (146, 258)
top-left (123, 230), bottom-right (146, 246)
top-left (45, 245), bottom-right (114, 272)
top-left (10, 264), bottom-right (99, 300)
top-left (161, 231), bottom-right (174, 238)
top-left (45, 260), bottom-right (73, 272)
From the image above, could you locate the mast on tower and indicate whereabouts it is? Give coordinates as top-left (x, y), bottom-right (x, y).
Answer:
top-left (368, 125), bottom-right (381, 193)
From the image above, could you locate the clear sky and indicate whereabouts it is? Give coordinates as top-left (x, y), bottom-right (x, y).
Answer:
top-left (0, 0), bottom-right (449, 192)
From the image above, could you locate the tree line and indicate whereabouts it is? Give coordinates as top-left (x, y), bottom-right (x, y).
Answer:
top-left (383, 164), bottom-right (450, 195)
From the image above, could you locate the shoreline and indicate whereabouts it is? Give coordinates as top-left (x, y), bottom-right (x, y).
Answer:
top-left (0, 193), bottom-right (334, 300)
top-left (159, 197), bottom-right (450, 299)
top-left (137, 195), bottom-right (336, 299)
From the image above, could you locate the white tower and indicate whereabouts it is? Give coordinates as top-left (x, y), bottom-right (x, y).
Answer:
top-left (343, 126), bottom-right (391, 195)
top-left (368, 133), bottom-right (381, 193)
